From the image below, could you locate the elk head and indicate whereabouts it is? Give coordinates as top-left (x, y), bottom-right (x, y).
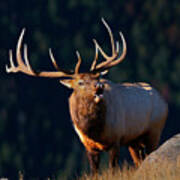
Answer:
top-left (6, 18), bottom-right (127, 103)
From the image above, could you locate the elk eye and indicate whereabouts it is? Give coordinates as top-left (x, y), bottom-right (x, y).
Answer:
top-left (78, 80), bottom-right (84, 86)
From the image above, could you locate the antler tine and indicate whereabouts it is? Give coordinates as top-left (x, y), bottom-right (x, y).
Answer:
top-left (49, 48), bottom-right (61, 71)
top-left (106, 32), bottom-right (126, 67)
top-left (92, 18), bottom-right (118, 62)
top-left (95, 31), bottom-right (126, 71)
top-left (116, 41), bottom-right (120, 53)
top-left (49, 48), bottom-right (75, 74)
top-left (6, 28), bottom-right (34, 75)
top-left (90, 18), bottom-right (126, 73)
top-left (6, 50), bottom-right (16, 73)
top-left (90, 18), bottom-right (118, 72)
top-left (16, 28), bottom-right (27, 68)
top-left (75, 51), bottom-right (82, 74)
top-left (6, 28), bottom-right (75, 78)
top-left (101, 18), bottom-right (116, 56)
top-left (90, 40), bottom-right (99, 71)
top-left (24, 44), bottom-right (34, 71)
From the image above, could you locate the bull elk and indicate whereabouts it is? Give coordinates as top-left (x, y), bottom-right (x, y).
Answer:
top-left (6, 19), bottom-right (168, 173)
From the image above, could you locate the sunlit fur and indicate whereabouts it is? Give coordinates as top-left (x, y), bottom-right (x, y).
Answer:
top-left (60, 74), bottom-right (168, 172)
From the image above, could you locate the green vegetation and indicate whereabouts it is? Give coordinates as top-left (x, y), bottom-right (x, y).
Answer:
top-left (0, 0), bottom-right (180, 179)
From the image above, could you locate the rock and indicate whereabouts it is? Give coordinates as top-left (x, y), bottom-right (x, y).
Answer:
top-left (137, 134), bottom-right (180, 174)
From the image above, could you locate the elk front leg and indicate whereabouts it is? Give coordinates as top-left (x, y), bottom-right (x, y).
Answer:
top-left (86, 151), bottom-right (100, 174)
top-left (109, 147), bottom-right (119, 168)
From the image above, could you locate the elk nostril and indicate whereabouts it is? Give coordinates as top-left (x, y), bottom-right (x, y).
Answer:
top-left (100, 83), bottom-right (104, 88)
top-left (95, 82), bottom-right (104, 89)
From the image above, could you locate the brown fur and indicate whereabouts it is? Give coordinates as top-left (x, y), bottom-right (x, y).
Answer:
top-left (69, 87), bottom-right (112, 153)
top-left (60, 74), bottom-right (168, 173)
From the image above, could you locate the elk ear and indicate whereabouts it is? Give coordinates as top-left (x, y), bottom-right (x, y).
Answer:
top-left (59, 79), bottom-right (73, 88)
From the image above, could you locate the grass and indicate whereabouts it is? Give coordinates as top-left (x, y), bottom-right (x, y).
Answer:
top-left (79, 158), bottom-right (180, 180)
top-left (1, 158), bottom-right (179, 179)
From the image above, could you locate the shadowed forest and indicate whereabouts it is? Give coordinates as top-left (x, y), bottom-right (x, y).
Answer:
top-left (0, 0), bottom-right (180, 179)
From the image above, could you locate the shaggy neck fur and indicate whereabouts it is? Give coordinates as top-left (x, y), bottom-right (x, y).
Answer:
top-left (70, 91), bottom-right (106, 142)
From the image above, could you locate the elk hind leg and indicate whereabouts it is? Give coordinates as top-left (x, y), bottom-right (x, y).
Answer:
top-left (128, 131), bottom-right (161, 167)
top-left (144, 131), bottom-right (161, 155)
top-left (128, 143), bottom-right (145, 167)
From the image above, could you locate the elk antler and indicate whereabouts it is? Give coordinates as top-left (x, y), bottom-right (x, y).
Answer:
top-left (90, 18), bottom-right (127, 73)
top-left (6, 19), bottom-right (126, 77)
top-left (6, 29), bottom-right (74, 78)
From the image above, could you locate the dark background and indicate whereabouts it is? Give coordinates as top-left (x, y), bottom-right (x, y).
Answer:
top-left (0, 0), bottom-right (180, 179)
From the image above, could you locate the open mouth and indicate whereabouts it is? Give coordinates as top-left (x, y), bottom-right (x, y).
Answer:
top-left (96, 86), bottom-right (104, 95)
top-left (94, 85), bottom-right (104, 103)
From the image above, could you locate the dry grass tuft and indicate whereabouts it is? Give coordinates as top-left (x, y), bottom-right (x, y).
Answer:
top-left (79, 164), bottom-right (135, 180)
top-left (79, 158), bottom-right (180, 180)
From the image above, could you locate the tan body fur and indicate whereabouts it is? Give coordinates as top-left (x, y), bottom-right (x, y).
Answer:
top-left (69, 78), bottom-right (168, 169)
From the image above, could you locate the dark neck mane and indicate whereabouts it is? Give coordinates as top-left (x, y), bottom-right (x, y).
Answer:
top-left (69, 92), bottom-right (106, 141)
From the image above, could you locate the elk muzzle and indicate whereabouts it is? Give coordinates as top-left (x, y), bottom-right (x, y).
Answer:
top-left (94, 82), bottom-right (104, 103)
